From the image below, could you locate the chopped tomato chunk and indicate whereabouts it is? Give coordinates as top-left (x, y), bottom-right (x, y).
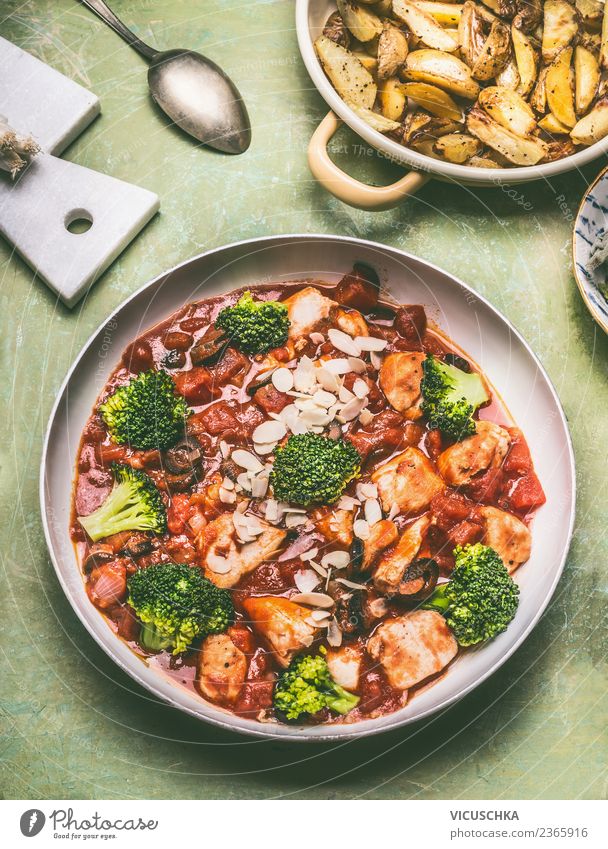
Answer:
top-left (503, 428), bottom-right (532, 476)
top-left (173, 367), bottom-right (219, 405)
top-left (466, 467), bottom-right (504, 503)
top-left (506, 472), bottom-right (546, 512)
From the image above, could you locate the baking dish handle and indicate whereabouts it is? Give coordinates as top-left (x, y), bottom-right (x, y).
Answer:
top-left (308, 111), bottom-right (430, 211)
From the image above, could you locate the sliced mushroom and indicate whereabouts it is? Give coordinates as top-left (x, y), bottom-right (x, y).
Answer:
top-left (163, 435), bottom-right (204, 475)
top-left (398, 558), bottom-right (439, 602)
top-left (82, 544), bottom-right (115, 573)
top-left (119, 534), bottom-right (154, 559)
top-left (190, 326), bottom-right (229, 366)
top-left (323, 10), bottom-right (352, 49)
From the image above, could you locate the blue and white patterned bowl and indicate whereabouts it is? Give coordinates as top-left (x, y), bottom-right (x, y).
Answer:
top-left (574, 166), bottom-right (608, 334)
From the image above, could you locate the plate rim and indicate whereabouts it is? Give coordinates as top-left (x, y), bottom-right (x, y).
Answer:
top-left (572, 164), bottom-right (608, 336)
top-left (39, 233), bottom-right (577, 741)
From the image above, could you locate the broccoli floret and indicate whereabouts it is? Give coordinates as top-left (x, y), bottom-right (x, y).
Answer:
top-left (215, 291), bottom-right (289, 354)
top-left (127, 562), bottom-right (234, 655)
top-left (99, 369), bottom-right (189, 451)
top-left (270, 433), bottom-right (361, 507)
top-left (420, 355), bottom-right (489, 441)
top-left (274, 649), bottom-right (359, 721)
top-left (78, 463), bottom-right (166, 543)
top-left (423, 543), bottom-right (519, 646)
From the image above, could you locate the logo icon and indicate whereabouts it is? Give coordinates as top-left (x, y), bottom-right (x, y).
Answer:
top-left (19, 810), bottom-right (45, 837)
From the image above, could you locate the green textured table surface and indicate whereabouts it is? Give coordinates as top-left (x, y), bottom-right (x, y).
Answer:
top-left (1, 0), bottom-right (607, 801)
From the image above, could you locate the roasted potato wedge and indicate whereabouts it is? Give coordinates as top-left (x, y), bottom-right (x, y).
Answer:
top-left (315, 35), bottom-right (378, 107)
top-left (458, 1), bottom-right (486, 68)
top-left (401, 81), bottom-right (463, 119)
top-left (546, 46), bottom-right (576, 128)
top-left (404, 48), bottom-right (481, 98)
top-left (393, 0), bottom-right (459, 52)
top-left (529, 64), bottom-right (549, 112)
top-left (575, 45), bottom-right (600, 114)
top-left (579, 30), bottom-right (601, 54)
top-left (575, 0), bottom-right (603, 29)
top-left (478, 86), bottom-right (537, 136)
top-left (495, 56), bottom-right (521, 89)
top-left (542, 0), bottom-right (578, 63)
top-left (538, 112), bottom-right (572, 133)
top-left (467, 154), bottom-right (502, 167)
top-left (377, 22), bottom-right (409, 79)
top-left (323, 11), bottom-right (352, 49)
top-left (511, 23), bottom-right (539, 97)
top-left (414, 2), bottom-right (464, 26)
top-left (601, 1), bottom-right (608, 70)
top-left (372, 0), bottom-right (393, 11)
top-left (352, 51), bottom-right (379, 75)
top-left (543, 138), bottom-right (577, 159)
top-left (433, 132), bottom-right (482, 161)
top-left (471, 21), bottom-right (512, 81)
top-left (570, 95), bottom-right (608, 143)
top-left (347, 102), bottom-right (402, 131)
top-left (378, 76), bottom-right (407, 120)
top-left (513, 0), bottom-right (542, 32)
top-left (337, 0), bottom-right (383, 42)
top-left (467, 106), bottom-right (548, 163)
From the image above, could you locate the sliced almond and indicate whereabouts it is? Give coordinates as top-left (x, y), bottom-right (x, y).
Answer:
top-left (291, 592), bottom-right (335, 609)
top-left (232, 449), bottom-right (264, 473)
top-left (272, 367), bottom-right (294, 393)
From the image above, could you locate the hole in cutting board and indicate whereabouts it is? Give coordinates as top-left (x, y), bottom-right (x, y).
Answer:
top-left (65, 209), bottom-right (93, 234)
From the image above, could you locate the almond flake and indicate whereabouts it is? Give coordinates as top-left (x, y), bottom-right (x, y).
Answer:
top-left (300, 546), bottom-right (319, 562)
top-left (236, 472), bottom-right (252, 491)
top-left (300, 408), bottom-right (332, 426)
top-left (221, 477), bottom-right (235, 491)
top-left (251, 474), bottom-right (270, 499)
top-left (219, 487), bottom-right (236, 505)
top-left (315, 366), bottom-right (342, 392)
top-left (328, 328), bottom-right (360, 357)
top-left (272, 367), bottom-right (294, 393)
top-left (359, 408), bottom-right (374, 426)
top-left (253, 420), bottom-right (287, 443)
top-left (339, 386), bottom-right (355, 403)
top-left (337, 397), bottom-right (366, 423)
top-left (347, 357), bottom-right (367, 374)
top-left (336, 577), bottom-right (369, 590)
top-left (353, 378), bottom-right (369, 399)
top-left (295, 569), bottom-right (320, 594)
top-left (370, 351), bottom-right (383, 371)
top-left (356, 336), bottom-right (388, 352)
top-left (309, 560), bottom-right (329, 578)
top-left (310, 609), bottom-right (332, 623)
top-left (321, 550), bottom-right (350, 569)
top-left (310, 332), bottom-right (325, 345)
top-left (327, 617), bottom-right (343, 647)
top-left (285, 513), bottom-right (308, 528)
top-left (219, 440), bottom-right (231, 458)
top-left (293, 356), bottom-right (316, 392)
top-left (354, 519), bottom-right (370, 540)
top-left (254, 442), bottom-right (277, 456)
top-left (323, 358), bottom-right (352, 375)
top-left (388, 504), bottom-right (400, 521)
top-left (232, 449), bottom-right (264, 473)
top-left (364, 498), bottom-right (382, 526)
top-left (291, 592), bottom-right (334, 609)
top-left (337, 495), bottom-right (360, 511)
top-left (357, 482), bottom-right (378, 500)
top-left (312, 389), bottom-right (336, 408)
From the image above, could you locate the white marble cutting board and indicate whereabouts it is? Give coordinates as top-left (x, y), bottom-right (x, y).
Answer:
top-left (0, 36), bottom-right (159, 307)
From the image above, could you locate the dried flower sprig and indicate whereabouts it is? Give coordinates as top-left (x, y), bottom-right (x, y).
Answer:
top-left (0, 116), bottom-right (40, 177)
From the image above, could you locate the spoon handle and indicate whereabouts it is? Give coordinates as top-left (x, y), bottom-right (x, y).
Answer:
top-left (79, 0), bottom-right (158, 62)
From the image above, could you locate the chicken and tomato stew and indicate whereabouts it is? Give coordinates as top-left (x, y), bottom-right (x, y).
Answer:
top-left (71, 266), bottom-right (545, 725)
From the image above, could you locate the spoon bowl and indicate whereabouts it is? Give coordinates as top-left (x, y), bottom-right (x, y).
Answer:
top-left (147, 50), bottom-right (251, 154)
top-left (80, 0), bottom-right (251, 154)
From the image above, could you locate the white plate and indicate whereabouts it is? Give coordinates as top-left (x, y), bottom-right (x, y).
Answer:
top-left (40, 234), bottom-right (575, 741)
top-left (573, 165), bottom-right (608, 335)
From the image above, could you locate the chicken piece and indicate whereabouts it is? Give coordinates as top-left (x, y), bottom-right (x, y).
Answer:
top-left (282, 286), bottom-right (334, 338)
top-left (479, 505), bottom-right (532, 573)
top-left (372, 446), bottom-right (444, 514)
top-left (315, 508), bottom-right (354, 546)
top-left (326, 644), bottom-right (363, 692)
top-left (242, 596), bottom-right (318, 667)
top-left (379, 352), bottom-right (425, 418)
top-left (362, 519), bottom-right (399, 569)
top-left (437, 420), bottom-right (511, 487)
top-left (367, 610), bottom-right (458, 690)
top-left (199, 512), bottom-right (287, 589)
top-left (373, 514), bottom-right (431, 595)
top-left (334, 306), bottom-right (369, 337)
top-left (196, 632), bottom-right (247, 705)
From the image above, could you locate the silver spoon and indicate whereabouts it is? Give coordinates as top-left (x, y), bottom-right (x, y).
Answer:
top-left (80, 0), bottom-right (251, 154)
